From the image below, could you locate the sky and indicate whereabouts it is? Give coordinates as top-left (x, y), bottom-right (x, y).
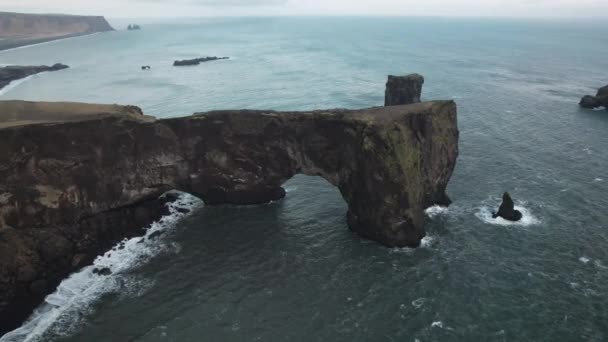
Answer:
top-left (2, 0), bottom-right (608, 18)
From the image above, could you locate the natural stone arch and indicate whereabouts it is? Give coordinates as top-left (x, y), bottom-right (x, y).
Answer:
top-left (0, 102), bottom-right (457, 248)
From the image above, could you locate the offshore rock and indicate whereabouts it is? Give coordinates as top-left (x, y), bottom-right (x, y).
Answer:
top-left (0, 63), bottom-right (69, 90)
top-left (579, 85), bottom-right (608, 110)
top-left (0, 97), bottom-right (458, 333)
top-left (492, 192), bottom-right (522, 222)
top-left (173, 56), bottom-right (229, 66)
top-left (385, 74), bottom-right (425, 106)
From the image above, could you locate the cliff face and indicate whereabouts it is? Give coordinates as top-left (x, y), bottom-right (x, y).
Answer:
top-left (0, 12), bottom-right (113, 50)
top-left (0, 99), bottom-right (458, 334)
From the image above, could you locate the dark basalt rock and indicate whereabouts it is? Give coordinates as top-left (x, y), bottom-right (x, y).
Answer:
top-left (579, 85), bottom-right (608, 110)
top-left (0, 63), bottom-right (69, 90)
top-left (141, 65), bottom-right (151, 70)
top-left (173, 56), bottom-right (229, 67)
top-left (92, 267), bottom-right (112, 276)
top-left (385, 74), bottom-right (424, 106)
top-left (492, 192), bottom-right (523, 222)
top-left (0, 82), bottom-right (458, 333)
top-left (148, 230), bottom-right (166, 240)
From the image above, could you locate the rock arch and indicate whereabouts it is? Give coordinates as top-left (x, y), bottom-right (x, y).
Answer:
top-left (1, 101), bottom-right (457, 248)
top-left (0, 99), bottom-right (458, 333)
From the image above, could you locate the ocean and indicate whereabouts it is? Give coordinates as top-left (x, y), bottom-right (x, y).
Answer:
top-left (1, 17), bottom-right (607, 342)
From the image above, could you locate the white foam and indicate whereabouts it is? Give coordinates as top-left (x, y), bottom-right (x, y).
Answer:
top-left (0, 74), bottom-right (42, 96)
top-left (475, 205), bottom-right (540, 227)
top-left (420, 235), bottom-right (435, 248)
top-left (594, 178), bottom-right (603, 182)
top-left (0, 192), bottom-right (202, 342)
top-left (425, 205), bottom-right (448, 218)
top-left (284, 185), bottom-right (298, 193)
top-left (431, 321), bottom-right (444, 328)
top-left (594, 260), bottom-right (608, 270)
top-left (579, 256), bottom-right (591, 264)
top-left (411, 298), bottom-right (426, 309)
top-left (390, 235), bottom-right (436, 253)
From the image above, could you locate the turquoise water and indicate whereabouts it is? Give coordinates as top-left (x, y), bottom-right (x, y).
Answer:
top-left (1, 17), bottom-right (608, 341)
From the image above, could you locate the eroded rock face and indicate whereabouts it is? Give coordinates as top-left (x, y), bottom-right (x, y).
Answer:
top-left (0, 99), bottom-right (458, 334)
top-left (385, 74), bottom-right (425, 106)
top-left (579, 85), bottom-right (608, 110)
top-left (0, 64), bottom-right (69, 90)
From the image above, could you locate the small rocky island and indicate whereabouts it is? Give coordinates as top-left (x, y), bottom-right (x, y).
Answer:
top-left (579, 85), bottom-right (608, 110)
top-left (173, 56), bottom-right (230, 66)
top-left (0, 75), bottom-right (458, 334)
top-left (127, 24), bottom-right (141, 31)
top-left (0, 64), bottom-right (69, 91)
top-left (493, 192), bottom-right (522, 221)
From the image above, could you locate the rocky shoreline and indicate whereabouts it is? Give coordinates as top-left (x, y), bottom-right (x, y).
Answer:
top-left (0, 64), bottom-right (69, 91)
top-left (0, 76), bottom-right (458, 334)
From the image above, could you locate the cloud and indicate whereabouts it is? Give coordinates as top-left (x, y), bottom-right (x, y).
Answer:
top-left (134, 0), bottom-right (288, 6)
top-left (1, 0), bottom-right (607, 17)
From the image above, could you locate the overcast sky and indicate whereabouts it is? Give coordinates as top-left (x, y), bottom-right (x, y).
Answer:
top-left (3, 0), bottom-right (608, 18)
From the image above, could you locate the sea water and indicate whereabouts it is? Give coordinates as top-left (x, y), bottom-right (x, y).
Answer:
top-left (1, 17), bottom-right (607, 341)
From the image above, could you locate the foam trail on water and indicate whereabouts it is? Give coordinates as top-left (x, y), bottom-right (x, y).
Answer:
top-left (476, 204), bottom-right (540, 227)
top-left (284, 186), bottom-right (298, 193)
top-left (0, 192), bottom-right (202, 342)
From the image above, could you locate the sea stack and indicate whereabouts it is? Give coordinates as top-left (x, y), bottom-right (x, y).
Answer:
top-left (492, 192), bottom-right (523, 221)
top-left (385, 74), bottom-right (425, 106)
top-left (579, 85), bottom-right (608, 110)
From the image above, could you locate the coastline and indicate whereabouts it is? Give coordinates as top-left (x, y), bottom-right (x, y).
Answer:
top-left (0, 32), bottom-right (103, 52)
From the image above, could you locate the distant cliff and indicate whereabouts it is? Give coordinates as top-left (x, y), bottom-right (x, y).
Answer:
top-left (0, 12), bottom-right (114, 50)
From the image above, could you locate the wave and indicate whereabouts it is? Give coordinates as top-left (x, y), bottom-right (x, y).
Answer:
top-left (475, 204), bottom-right (540, 227)
top-left (424, 205), bottom-right (449, 218)
top-left (0, 74), bottom-right (42, 97)
top-left (284, 185), bottom-right (298, 193)
top-left (0, 192), bottom-right (202, 342)
top-left (389, 235), bottom-right (436, 254)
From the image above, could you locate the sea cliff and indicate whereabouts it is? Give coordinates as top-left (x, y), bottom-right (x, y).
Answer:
top-left (0, 79), bottom-right (458, 334)
top-left (0, 12), bottom-right (114, 50)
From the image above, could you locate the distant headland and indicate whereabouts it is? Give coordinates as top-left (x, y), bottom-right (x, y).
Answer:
top-left (0, 12), bottom-right (114, 51)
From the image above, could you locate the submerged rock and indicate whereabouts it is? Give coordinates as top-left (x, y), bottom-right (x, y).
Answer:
top-left (385, 74), bottom-right (424, 106)
top-left (173, 56), bottom-right (229, 66)
top-left (0, 63), bottom-right (69, 90)
top-left (148, 230), bottom-right (166, 240)
top-left (492, 192), bottom-right (523, 222)
top-left (92, 267), bottom-right (112, 276)
top-left (579, 85), bottom-right (608, 110)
